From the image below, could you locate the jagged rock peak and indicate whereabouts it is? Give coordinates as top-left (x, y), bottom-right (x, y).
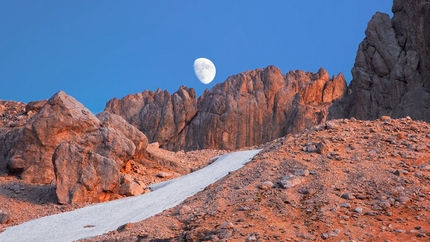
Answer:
top-left (106, 66), bottom-right (347, 151)
top-left (331, 0), bottom-right (430, 121)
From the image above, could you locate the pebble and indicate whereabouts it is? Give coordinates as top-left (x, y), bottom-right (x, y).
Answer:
top-left (178, 205), bottom-right (192, 215)
top-left (294, 169), bottom-right (310, 176)
top-left (246, 234), bottom-right (257, 241)
top-left (156, 172), bottom-right (171, 178)
top-left (340, 203), bottom-right (351, 208)
top-left (354, 207), bottom-right (363, 213)
top-left (279, 175), bottom-right (302, 189)
top-left (258, 181), bottom-right (274, 190)
top-left (419, 164), bottom-right (430, 170)
top-left (341, 193), bottom-right (355, 200)
top-left (221, 221), bottom-right (234, 229)
top-left (397, 196), bottom-right (409, 203)
top-left (0, 210), bottom-right (10, 224)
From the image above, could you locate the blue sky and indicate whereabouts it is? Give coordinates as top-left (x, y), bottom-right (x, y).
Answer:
top-left (0, 1), bottom-right (392, 113)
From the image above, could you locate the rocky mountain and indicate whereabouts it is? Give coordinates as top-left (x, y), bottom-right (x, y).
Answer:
top-left (330, 0), bottom-right (430, 120)
top-left (106, 66), bottom-right (347, 151)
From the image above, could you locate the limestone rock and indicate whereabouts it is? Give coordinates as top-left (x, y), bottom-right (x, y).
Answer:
top-left (330, 1), bottom-right (430, 121)
top-left (118, 181), bottom-right (145, 197)
top-left (0, 210), bottom-right (10, 224)
top-left (7, 91), bottom-right (136, 184)
top-left (106, 66), bottom-right (347, 151)
top-left (105, 86), bottom-right (198, 146)
top-left (96, 111), bottom-right (148, 155)
top-left (53, 142), bottom-right (121, 204)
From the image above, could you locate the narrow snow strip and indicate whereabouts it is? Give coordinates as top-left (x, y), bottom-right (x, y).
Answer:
top-left (0, 149), bottom-right (261, 242)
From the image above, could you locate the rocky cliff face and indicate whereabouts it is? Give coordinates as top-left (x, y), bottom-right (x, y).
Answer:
top-left (106, 66), bottom-right (347, 151)
top-left (330, 0), bottom-right (430, 120)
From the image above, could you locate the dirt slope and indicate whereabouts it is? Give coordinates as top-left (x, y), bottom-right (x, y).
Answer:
top-left (82, 117), bottom-right (430, 241)
top-left (2, 117), bottom-right (430, 241)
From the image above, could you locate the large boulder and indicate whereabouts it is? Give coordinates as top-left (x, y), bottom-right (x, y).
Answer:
top-left (7, 91), bottom-right (136, 184)
top-left (106, 66), bottom-right (347, 151)
top-left (53, 142), bottom-right (121, 204)
top-left (96, 111), bottom-right (148, 155)
top-left (329, 0), bottom-right (430, 120)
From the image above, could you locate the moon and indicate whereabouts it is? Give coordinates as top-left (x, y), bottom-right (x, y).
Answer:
top-left (193, 58), bottom-right (216, 84)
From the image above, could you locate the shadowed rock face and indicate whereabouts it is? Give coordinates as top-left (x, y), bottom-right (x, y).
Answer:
top-left (329, 0), bottom-right (430, 120)
top-left (106, 66), bottom-right (347, 151)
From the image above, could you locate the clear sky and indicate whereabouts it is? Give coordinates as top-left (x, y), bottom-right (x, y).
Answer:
top-left (0, 1), bottom-right (393, 113)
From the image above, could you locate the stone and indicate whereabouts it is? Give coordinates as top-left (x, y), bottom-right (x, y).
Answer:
top-left (156, 172), bottom-right (171, 178)
top-left (294, 169), bottom-right (310, 176)
top-left (340, 203), bottom-right (351, 208)
top-left (279, 174), bottom-right (303, 189)
top-left (341, 193), bottom-right (355, 200)
top-left (0, 210), bottom-right (10, 224)
top-left (7, 91), bottom-right (137, 184)
top-left (120, 174), bottom-right (134, 184)
top-left (53, 142), bottom-right (121, 204)
top-left (258, 181), bottom-right (274, 190)
top-left (178, 205), bottom-right (192, 215)
top-left (106, 67), bottom-right (347, 151)
top-left (354, 207), bottom-right (363, 213)
top-left (118, 182), bottom-right (145, 197)
top-left (246, 234), bottom-right (257, 242)
top-left (221, 221), bottom-right (234, 229)
top-left (316, 141), bottom-right (333, 155)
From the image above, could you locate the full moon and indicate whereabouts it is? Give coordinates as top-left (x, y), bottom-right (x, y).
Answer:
top-left (193, 58), bottom-right (216, 84)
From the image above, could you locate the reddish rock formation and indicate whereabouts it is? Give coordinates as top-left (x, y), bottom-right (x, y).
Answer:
top-left (53, 142), bottom-right (121, 204)
top-left (96, 111), bottom-right (148, 155)
top-left (0, 100), bottom-right (42, 175)
top-left (106, 66), bottom-right (347, 151)
top-left (6, 91), bottom-right (143, 184)
top-left (105, 86), bottom-right (198, 146)
top-left (329, 0), bottom-right (430, 120)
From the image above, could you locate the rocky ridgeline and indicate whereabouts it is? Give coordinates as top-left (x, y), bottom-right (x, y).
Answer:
top-left (106, 66), bottom-right (347, 151)
top-left (330, 0), bottom-right (430, 120)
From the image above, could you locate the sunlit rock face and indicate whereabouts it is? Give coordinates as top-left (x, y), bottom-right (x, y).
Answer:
top-left (106, 66), bottom-right (347, 151)
top-left (6, 91), bottom-right (142, 184)
top-left (330, 0), bottom-right (430, 121)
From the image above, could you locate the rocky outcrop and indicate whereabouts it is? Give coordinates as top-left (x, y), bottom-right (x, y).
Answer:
top-left (6, 91), bottom-right (142, 184)
top-left (106, 66), bottom-right (347, 151)
top-left (330, 0), bottom-right (430, 120)
top-left (96, 111), bottom-right (148, 155)
top-left (0, 100), bottom-right (42, 175)
top-left (53, 142), bottom-right (121, 204)
top-left (105, 86), bottom-right (198, 146)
